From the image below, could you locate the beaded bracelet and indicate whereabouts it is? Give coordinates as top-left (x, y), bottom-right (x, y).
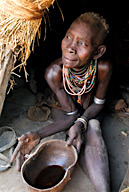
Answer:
top-left (75, 116), bottom-right (88, 132)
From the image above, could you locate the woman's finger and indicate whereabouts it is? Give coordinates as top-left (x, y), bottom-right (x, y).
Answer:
top-left (10, 141), bottom-right (23, 163)
top-left (18, 134), bottom-right (29, 142)
top-left (16, 152), bottom-right (24, 172)
top-left (76, 135), bottom-right (83, 153)
top-left (16, 152), bottom-right (21, 172)
top-left (76, 140), bottom-right (81, 153)
top-left (66, 134), bottom-right (76, 146)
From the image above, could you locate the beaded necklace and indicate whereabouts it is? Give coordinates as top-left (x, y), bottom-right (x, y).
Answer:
top-left (63, 59), bottom-right (97, 104)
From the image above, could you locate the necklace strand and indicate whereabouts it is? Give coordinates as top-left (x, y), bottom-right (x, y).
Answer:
top-left (63, 60), bottom-right (97, 103)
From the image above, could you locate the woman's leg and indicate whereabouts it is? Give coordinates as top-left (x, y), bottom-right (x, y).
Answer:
top-left (79, 119), bottom-right (110, 192)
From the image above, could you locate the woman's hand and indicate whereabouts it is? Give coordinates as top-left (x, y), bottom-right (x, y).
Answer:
top-left (66, 124), bottom-right (84, 153)
top-left (10, 131), bottom-right (40, 171)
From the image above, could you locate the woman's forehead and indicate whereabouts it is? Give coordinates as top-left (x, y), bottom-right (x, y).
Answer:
top-left (68, 21), bottom-right (94, 40)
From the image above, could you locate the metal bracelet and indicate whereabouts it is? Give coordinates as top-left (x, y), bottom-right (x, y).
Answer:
top-left (75, 117), bottom-right (88, 132)
top-left (80, 116), bottom-right (88, 122)
top-left (94, 96), bottom-right (106, 105)
top-left (66, 109), bottom-right (78, 116)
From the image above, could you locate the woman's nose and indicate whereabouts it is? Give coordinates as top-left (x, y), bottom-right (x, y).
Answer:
top-left (67, 42), bottom-right (77, 54)
top-left (67, 47), bottom-right (76, 54)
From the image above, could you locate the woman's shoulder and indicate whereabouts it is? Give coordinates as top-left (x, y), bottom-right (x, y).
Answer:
top-left (98, 59), bottom-right (112, 74)
top-left (47, 58), bottom-right (63, 72)
top-left (97, 59), bottom-right (112, 81)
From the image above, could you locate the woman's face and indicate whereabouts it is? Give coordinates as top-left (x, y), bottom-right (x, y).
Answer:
top-left (61, 20), bottom-right (96, 68)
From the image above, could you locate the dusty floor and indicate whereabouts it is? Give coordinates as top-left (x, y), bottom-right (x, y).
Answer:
top-left (0, 79), bottom-right (129, 192)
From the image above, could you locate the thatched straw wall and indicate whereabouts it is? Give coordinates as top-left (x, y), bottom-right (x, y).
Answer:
top-left (0, 0), bottom-right (56, 76)
top-left (0, 0), bottom-right (57, 115)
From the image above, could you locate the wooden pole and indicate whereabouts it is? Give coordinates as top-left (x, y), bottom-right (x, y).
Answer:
top-left (0, 48), bottom-right (16, 116)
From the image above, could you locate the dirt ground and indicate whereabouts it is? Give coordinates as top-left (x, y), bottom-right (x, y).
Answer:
top-left (0, 79), bottom-right (129, 192)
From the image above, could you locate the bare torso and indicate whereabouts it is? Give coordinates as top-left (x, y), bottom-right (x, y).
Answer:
top-left (45, 57), bottom-right (112, 111)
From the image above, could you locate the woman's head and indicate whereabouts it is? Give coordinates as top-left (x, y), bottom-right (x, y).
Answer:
top-left (62, 12), bottom-right (109, 68)
top-left (76, 12), bottom-right (109, 46)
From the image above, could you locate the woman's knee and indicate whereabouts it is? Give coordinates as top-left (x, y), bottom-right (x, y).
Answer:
top-left (85, 119), bottom-right (104, 146)
top-left (88, 119), bottom-right (101, 133)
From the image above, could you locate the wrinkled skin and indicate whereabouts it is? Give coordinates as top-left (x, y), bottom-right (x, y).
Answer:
top-left (67, 123), bottom-right (83, 153)
top-left (11, 131), bottom-right (40, 171)
top-left (11, 15), bottom-right (112, 192)
top-left (10, 108), bottom-right (78, 171)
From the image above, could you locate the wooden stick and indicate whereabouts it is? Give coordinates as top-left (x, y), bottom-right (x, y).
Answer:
top-left (0, 48), bottom-right (16, 115)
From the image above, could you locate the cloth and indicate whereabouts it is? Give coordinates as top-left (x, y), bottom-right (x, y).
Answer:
top-left (27, 88), bottom-right (61, 121)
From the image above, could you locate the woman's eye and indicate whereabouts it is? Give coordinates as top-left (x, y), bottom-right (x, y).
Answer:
top-left (79, 41), bottom-right (88, 47)
top-left (80, 42), bottom-right (84, 45)
top-left (66, 35), bottom-right (71, 40)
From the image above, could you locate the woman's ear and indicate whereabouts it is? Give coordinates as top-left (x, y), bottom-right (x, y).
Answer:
top-left (93, 45), bottom-right (106, 60)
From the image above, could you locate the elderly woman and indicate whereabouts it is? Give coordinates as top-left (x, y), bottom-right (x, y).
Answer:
top-left (11, 12), bottom-right (112, 192)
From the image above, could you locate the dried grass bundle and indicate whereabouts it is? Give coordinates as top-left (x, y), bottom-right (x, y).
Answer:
top-left (0, 0), bottom-right (55, 20)
top-left (0, 0), bottom-right (56, 80)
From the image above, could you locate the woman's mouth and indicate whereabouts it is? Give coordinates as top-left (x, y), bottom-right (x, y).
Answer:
top-left (63, 55), bottom-right (78, 63)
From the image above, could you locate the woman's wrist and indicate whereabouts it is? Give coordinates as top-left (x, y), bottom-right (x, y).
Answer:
top-left (74, 116), bottom-right (88, 132)
top-left (36, 130), bottom-right (42, 140)
top-left (74, 120), bottom-right (84, 128)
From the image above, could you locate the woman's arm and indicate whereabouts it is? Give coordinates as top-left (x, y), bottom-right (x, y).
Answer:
top-left (80, 60), bottom-right (112, 120)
